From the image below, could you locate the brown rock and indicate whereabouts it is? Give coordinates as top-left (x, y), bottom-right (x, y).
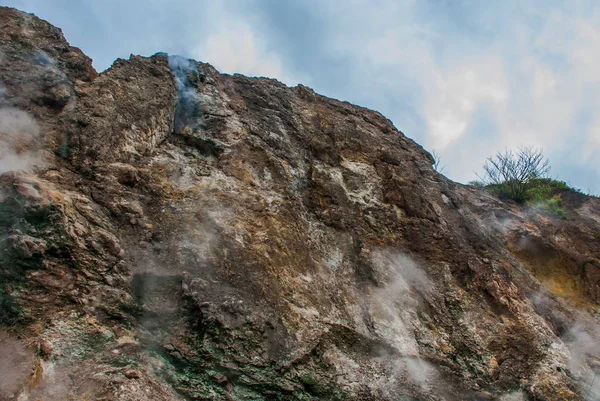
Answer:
top-left (123, 369), bottom-right (141, 379)
top-left (0, 5), bottom-right (599, 401)
top-left (39, 340), bottom-right (53, 360)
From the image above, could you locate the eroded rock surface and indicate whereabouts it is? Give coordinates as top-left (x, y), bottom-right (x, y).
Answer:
top-left (1, 7), bottom-right (599, 401)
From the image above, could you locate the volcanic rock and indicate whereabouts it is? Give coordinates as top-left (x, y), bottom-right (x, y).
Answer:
top-left (1, 6), bottom-right (599, 401)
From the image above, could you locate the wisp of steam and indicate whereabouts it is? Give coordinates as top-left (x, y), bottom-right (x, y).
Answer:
top-left (0, 107), bottom-right (42, 174)
top-left (168, 55), bottom-right (201, 133)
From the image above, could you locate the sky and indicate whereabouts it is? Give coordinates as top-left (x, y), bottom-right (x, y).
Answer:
top-left (5, 0), bottom-right (600, 194)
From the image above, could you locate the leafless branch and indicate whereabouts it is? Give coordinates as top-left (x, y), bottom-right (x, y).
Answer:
top-left (477, 147), bottom-right (550, 202)
top-left (432, 150), bottom-right (446, 174)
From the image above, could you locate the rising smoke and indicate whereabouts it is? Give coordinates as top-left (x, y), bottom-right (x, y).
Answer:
top-left (562, 322), bottom-right (600, 400)
top-left (0, 106), bottom-right (43, 174)
top-left (369, 250), bottom-right (445, 396)
top-left (168, 55), bottom-right (201, 134)
top-left (371, 249), bottom-right (435, 297)
top-left (530, 288), bottom-right (600, 399)
top-left (498, 391), bottom-right (527, 401)
top-left (0, 331), bottom-right (34, 400)
top-left (403, 356), bottom-right (438, 392)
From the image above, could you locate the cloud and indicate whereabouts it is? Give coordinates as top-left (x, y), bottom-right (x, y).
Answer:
top-left (363, 26), bottom-right (510, 150)
top-left (423, 54), bottom-right (510, 150)
top-left (200, 24), bottom-right (298, 85)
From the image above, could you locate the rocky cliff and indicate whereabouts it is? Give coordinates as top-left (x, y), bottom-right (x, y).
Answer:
top-left (1, 7), bottom-right (599, 401)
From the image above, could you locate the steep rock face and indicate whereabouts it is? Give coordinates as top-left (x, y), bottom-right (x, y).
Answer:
top-left (1, 7), bottom-right (599, 401)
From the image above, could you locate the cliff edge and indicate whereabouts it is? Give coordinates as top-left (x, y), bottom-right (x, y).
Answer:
top-left (1, 7), bottom-right (599, 401)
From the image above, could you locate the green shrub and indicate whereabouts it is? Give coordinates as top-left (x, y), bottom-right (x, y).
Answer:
top-left (534, 195), bottom-right (566, 219)
top-left (526, 178), bottom-right (564, 201)
top-left (486, 180), bottom-right (528, 202)
top-left (479, 175), bottom-right (573, 218)
top-left (520, 179), bottom-right (569, 218)
top-left (478, 147), bottom-right (551, 203)
top-left (477, 147), bottom-right (590, 217)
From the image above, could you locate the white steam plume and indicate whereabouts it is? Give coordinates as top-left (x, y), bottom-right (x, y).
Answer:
top-left (530, 287), bottom-right (600, 399)
top-left (168, 55), bottom-right (202, 135)
top-left (168, 55), bottom-right (199, 103)
top-left (0, 107), bottom-right (43, 174)
top-left (0, 331), bottom-right (34, 400)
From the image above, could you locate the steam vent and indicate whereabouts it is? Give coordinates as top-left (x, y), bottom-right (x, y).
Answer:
top-left (1, 6), bottom-right (600, 401)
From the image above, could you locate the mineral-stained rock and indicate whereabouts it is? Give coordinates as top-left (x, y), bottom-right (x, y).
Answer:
top-left (1, 6), bottom-right (599, 401)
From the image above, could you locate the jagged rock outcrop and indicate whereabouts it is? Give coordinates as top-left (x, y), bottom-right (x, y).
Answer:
top-left (1, 7), bottom-right (599, 401)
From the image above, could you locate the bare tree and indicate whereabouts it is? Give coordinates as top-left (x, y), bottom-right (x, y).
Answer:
top-left (432, 150), bottom-right (446, 174)
top-left (477, 147), bottom-right (550, 202)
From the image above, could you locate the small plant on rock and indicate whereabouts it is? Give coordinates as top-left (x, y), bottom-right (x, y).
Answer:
top-left (432, 150), bottom-right (446, 174)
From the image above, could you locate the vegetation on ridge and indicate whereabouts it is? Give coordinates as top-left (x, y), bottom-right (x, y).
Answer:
top-left (470, 147), bottom-right (584, 218)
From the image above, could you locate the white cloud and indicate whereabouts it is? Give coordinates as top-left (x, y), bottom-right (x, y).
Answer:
top-left (350, 3), bottom-right (600, 188)
top-left (530, 63), bottom-right (556, 100)
top-left (198, 24), bottom-right (298, 86)
top-left (584, 110), bottom-right (600, 160)
top-left (423, 55), bottom-right (510, 149)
